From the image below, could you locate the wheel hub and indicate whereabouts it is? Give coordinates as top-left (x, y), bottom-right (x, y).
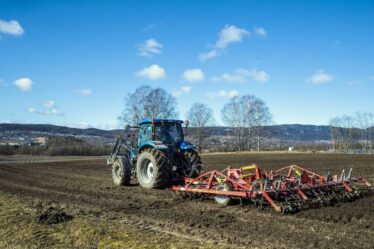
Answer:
top-left (147, 162), bottom-right (154, 179)
top-left (141, 160), bottom-right (155, 184)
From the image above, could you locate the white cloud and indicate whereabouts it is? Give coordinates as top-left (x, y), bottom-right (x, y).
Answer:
top-left (29, 100), bottom-right (63, 116)
top-left (43, 100), bottom-right (55, 108)
top-left (369, 76), bottom-right (374, 81)
top-left (238, 68), bottom-right (270, 82)
top-left (252, 70), bottom-right (270, 82)
top-left (172, 86), bottom-right (191, 97)
top-left (27, 107), bottom-right (63, 116)
top-left (13, 77), bottom-right (33, 91)
top-left (199, 24), bottom-right (250, 61)
top-left (212, 68), bottom-right (270, 83)
top-left (215, 25), bottom-right (250, 49)
top-left (50, 108), bottom-right (63, 116)
top-left (306, 70), bottom-right (333, 84)
top-left (135, 64), bottom-right (166, 80)
top-left (0, 19), bottom-right (24, 36)
top-left (74, 89), bottom-right (92, 96)
top-left (199, 49), bottom-right (221, 61)
top-left (96, 123), bottom-right (121, 130)
top-left (212, 72), bottom-right (247, 84)
top-left (253, 27), bottom-right (267, 37)
top-left (206, 90), bottom-right (239, 99)
top-left (27, 108), bottom-right (38, 113)
top-left (138, 38), bottom-right (163, 57)
top-left (183, 69), bottom-right (205, 83)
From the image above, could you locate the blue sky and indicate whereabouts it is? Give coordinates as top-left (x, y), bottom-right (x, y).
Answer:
top-left (0, 0), bottom-right (373, 129)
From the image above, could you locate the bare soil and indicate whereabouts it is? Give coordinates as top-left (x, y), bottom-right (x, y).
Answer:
top-left (0, 153), bottom-right (373, 248)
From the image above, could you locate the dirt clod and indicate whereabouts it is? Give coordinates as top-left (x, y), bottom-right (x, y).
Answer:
top-left (37, 209), bottom-right (73, 225)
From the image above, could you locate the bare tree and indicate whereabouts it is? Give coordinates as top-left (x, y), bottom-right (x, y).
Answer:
top-left (250, 99), bottom-right (272, 151)
top-left (221, 96), bottom-right (247, 151)
top-left (354, 112), bottom-right (374, 151)
top-left (120, 85), bottom-right (178, 125)
top-left (329, 115), bottom-right (355, 152)
top-left (329, 117), bottom-right (340, 152)
top-left (186, 103), bottom-right (215, 152)
top-left (221, 95), bottom-right (272, 151)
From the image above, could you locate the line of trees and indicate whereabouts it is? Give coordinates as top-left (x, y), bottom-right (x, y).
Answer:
top-left (120, 85), bottom-right (272, 152)
top-left (329, 112), bottom-right (374, 152)
top-left (0, 136), bottom-right (110, 156)
top-left (119, 85), bottom-right (374, 153)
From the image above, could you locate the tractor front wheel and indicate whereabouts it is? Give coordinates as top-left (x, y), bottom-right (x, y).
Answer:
top-left (136, 148), bottom-right (171, 189)
top-left (112, 157), bottom-right (131, 186)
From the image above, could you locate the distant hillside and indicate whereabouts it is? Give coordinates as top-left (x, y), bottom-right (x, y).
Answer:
top-left (0, 123), bottom-right (123, 138)
top-left (268, 124), bottom-right (331, 141)
top-left (0, 123), bottom-right (333, 142)
top-left (196, 125), bottom-right (331, 142)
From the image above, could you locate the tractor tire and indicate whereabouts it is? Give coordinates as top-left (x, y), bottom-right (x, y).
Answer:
top-left (136, 148), bottom-right (172, 189)
top-left (112, 157), bottom-right (131, 186)
top-left (182, 150), bottom-right (202, 178)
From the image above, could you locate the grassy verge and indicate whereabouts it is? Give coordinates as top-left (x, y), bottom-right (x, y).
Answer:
top-left (0, 193), bottom-right (219, 249)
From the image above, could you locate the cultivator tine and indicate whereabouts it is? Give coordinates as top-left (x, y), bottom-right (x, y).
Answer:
top-left (339, 169), bottom-right (345, 181)
top-left (347, 168), bottom-right (352, 180)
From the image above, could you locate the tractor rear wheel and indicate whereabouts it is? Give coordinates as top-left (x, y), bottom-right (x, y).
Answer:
top-left (182, 150), bottom-right (202, 178)
top-left (112, 157), bottom-right (131, 186)
top-left (136, 148), bottom-right (171, 189)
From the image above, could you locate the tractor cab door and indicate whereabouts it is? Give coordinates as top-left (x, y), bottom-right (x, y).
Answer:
top-left (138, 124), bottom-right (153, 147)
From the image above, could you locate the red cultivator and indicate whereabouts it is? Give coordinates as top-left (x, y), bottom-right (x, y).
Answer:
top-left (172, 164), bottom-right (373, 214)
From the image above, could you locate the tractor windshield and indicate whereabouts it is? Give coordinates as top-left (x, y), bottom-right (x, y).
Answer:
top-left (155, 123), bottom-right (183, 144)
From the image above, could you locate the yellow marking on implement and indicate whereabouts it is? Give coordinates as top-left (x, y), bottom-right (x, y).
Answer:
top-left (241, 164), bottom-right (257, 171)
top-left (241, 173), bottom-right (253, 179)
top-left (295, 170), bottom-right (301, 176)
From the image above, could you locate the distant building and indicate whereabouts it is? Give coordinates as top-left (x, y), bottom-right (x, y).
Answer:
top-left (288, 146), bottom-right (294, 151)
top-left (33, 137), bottom-right (47, 145)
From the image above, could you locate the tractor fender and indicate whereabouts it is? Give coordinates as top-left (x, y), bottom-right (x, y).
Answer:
top-left (138, 141), bottom-right (169, 153)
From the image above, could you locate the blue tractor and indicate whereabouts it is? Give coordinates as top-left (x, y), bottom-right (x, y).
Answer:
top-left (107, 118), bottom-right (202, 189)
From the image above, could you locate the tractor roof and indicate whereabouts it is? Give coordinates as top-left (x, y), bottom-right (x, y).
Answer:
top-left (139, 118), bottom-right (184, 125)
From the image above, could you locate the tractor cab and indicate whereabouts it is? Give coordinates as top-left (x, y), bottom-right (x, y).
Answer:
top-left (137, 118), bottom-right (194, 153)
top-left (138, 119), bottom-right (184, 146)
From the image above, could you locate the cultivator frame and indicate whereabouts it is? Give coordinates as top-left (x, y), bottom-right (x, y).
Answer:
top-left (172, 164), bottom-right (373, 214)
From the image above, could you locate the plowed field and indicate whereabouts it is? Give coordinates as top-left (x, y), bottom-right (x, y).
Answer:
top-left (0, 153), bottom-right (373, 248)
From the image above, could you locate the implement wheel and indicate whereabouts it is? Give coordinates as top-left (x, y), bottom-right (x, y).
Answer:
top-left (136, 148), bottom-right (172, 189)
top-left (213, 183), bottom-right (232, 206)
